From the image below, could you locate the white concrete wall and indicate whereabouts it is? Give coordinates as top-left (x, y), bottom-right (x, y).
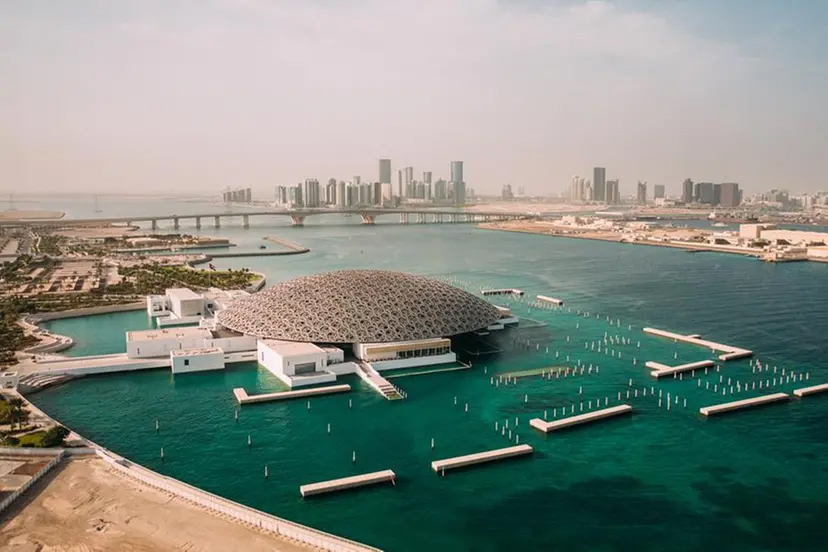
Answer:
top-left (171, 350), bottom-right (225, 373)
top-left (372, 352), bottom-right (457, 372)
top-left (127, 335), bottom-right (207, 358)
top-left (208, 335), bottom-right (258, 353)
top-left (289, 372), bottom-right (337, 387)
top-left (147, 295), bottom-right (171, 316)
top-left (172, 296), bottom-right (204, 318)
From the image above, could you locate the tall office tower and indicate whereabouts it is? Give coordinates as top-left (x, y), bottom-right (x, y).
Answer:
top-left (719, 183), bottom-right (741, 207)
top-left (378, 159), bottom-right (391, 186)
top-left (450, 161), bottom-right (465, 205)
top-left (348, 184), bottom-right (359, 207)
top-left (450, 161), bottom-right (464, 184)
top-left (452, 181), bottom-right (466, 205)
top-left (593, 167), bottom-right (606, 202)
top-left (303, 179), bottom-right (320, 208)
top-left (606, 179), bottom-right (620, 204)
top-left (373, 182), bottom-right (382, 205)
top-left (502, 184), bottom-right (514, 200)
top-left (403, 167), bottom-right (414, 196)
top-left (517, 185), bottom-right (525, 196)
top-left (654, 184), bottom-right (665, 199)
top-left (713, 184), bottom-right (722, 206)
top-left (637, 181), bottom-right (647, 205)
top-left (570, 176), bottom-right (580, 201)
top-left (682, 178), bottom-right (694, 203)
top-left (290, 184), bottom-right (303, 207)
top-left (696, 182), bottom-right (715, 204)
top-left (423, 171), bottom-right (432, 185)
top-left (381, 183), bottom-right (392, 202)
top-left (326, 179), bottom-right (337, 205)
top-left (435, 179), bottom-right (447, 200)
top-left (275, 186), bottom-right (288, 205)
top-left (353, 176), bottom-right (361, 186)
top-left (337, 181), bottom-right (346, 208)
top-left (397, 170), bottom-right (404, 198)
top-left (585, 180), bottom-right (593, 201)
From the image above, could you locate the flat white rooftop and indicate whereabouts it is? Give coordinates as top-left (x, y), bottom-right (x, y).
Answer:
top-left (171, 347), bottom-right (223, 357)
top-left (126, 326), bottom-right (212, 342)
top-left (166, 287), bottom-right (202, 300)
top-left (260, 339), bottom-right (324, 356)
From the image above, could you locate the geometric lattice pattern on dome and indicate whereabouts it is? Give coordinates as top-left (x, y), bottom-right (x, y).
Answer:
top-left (216, 269), bottom-right (503, 344)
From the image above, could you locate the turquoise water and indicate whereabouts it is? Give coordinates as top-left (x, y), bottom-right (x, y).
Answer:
top-left (29, 216), bottom-right (828, 551)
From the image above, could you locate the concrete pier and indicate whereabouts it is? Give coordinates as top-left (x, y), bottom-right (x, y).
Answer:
top-left (643, 327), bottom-right (752, 361)
top-left (645, 359), bottom-right (715, 378)
top-left (529, 404), bottom-right (633, 433)
top-left (793, 383), bottom-right (828, 398)
top-left (233, 384), bottom-right (350, 405)
top-left (536, 295), bottom-right (564, 306)
top-left (431, 444), bottom-right (532, 473)
top-left (699, 392), bottom-right (789, 417)
top-left (300, 470), bottom-right (396, 497)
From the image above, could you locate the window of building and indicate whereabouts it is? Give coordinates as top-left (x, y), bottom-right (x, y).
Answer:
top-left (184, 359), bottom-right (190, 366)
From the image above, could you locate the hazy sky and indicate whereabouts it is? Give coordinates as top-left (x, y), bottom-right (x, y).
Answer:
top-left (1, 0), bottom-right (826, 197)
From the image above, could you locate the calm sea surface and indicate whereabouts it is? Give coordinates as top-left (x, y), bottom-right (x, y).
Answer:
top-left (22, 195), bottom-right (828, 551)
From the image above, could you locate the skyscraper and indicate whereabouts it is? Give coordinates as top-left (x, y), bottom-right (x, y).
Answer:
top-left (637, 181), bottom-right (647, 205)
top-left (696, 182), bottom-right (715, 204)
top-left (337, 181), bottom-right (346, 208)
top-left (378, 159), bottom-right (391, 186)
top-left (654, 184), bottom-right (665, 199)
top-left (303, 179), bottom-right (320, 208)
top-left (593, 167), bottom-right (606, 202)
top-left (422, 171), bottom-right (432, 185)
top-left (682, 178), bottom-right (694, 203)
top-left (719, 183), bottom-right (741, 207)
top-left (450, 161), bottom-right (463, 184)
top-left (606, 179), bottom-right (619, 204)
top-left (397, 170), bottom-right (403, 198)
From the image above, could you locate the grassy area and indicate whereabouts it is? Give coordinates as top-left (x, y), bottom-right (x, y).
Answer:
top-left (16, 430), bottom-right (48, 447)
top-left (112, 264), bottom-right (257, 294)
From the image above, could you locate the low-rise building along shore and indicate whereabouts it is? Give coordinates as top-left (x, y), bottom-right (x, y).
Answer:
top-left (479, 219), bottom-right (828, 264)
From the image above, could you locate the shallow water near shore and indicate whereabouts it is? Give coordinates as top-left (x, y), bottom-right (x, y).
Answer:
top-left (32, 213), bottom-right (828, 552)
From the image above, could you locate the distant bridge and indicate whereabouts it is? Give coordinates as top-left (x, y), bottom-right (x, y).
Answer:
top-left (0, 208), bottom-right (535, 229)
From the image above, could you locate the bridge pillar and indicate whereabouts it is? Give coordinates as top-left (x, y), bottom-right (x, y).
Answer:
top-left (418, 213), bottom-right (425, 224)
top-left (451, 214), bottom-right (457, 223)
top-left (172, 216), bottom-right (180, 230)
top-left (195, 217), bottom-right (201, 229)
top-left (399, 213), bottom-right (408, 224)
top-left (243, 215), bottom-right (249, 229)
top-left (151, 219), bottom-right (158, 230)
top-left (290, 215), bottom-right (306, 227)
top-left (214, 216), bottom-right (221, 228)
top-left (360, 214), bottom-right (375, 225)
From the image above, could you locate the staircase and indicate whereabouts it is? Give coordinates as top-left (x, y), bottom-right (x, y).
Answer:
top-left (356, 362), bottom-right (405, 400)
top-left (18, 373), bottom-right (74, 394)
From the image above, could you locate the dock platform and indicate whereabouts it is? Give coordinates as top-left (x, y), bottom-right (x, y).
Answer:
top-left (699, 392), bottom-right (789, 417)
top-left (643, 327), bottom-right (752, 361)
top-left (233, 384), bottom-right (350, 405)
top-left (431, 444), bottom-right (532, 473)
top-left (645, 359), bottom-right (715, 378)
top-left (300, 470), bottom-right (396, 497)
top-left (536, 295), bottom-right (564, 306)
top-left (530, 404), bottom-right (633, 433)
top-left (793, 383), bottom-right (828, 398)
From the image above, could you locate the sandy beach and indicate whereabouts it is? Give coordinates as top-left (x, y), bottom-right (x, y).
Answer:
top-left (0, 457), bottom-right (310, 552)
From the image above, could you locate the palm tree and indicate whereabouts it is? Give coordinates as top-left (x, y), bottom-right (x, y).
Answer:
top-left (7, 397), bottom-right (26, 430)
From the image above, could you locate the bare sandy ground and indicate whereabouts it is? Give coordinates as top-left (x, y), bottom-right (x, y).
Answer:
top-left (0, 457), bottom-right (310, 552)
top-left (56, 226), bottom-right (137, 239)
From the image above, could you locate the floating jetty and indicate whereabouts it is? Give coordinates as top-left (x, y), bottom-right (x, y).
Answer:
top-left (536, 295), bottom-right (564, 306)
top-left (699, 392), bottom-right (789, 417)
top-left (233, 384), bottom-right (350, 405)
top-left (431, 444), bottom-right (532, 473)
top-left (643, 327), bottom-right (752, 361)
top-left (299, 470), bottom-right (396, 498)
top-left (530, 404), bottom-right (633, 433)
top-left (500, 366), bottom-right (568, 379)
top-left (481, 288), bottom-right (524, 297)
top-left (645, 359), bottom-right (715, 378)
top-left (793, 383), bottom-right (828, 398)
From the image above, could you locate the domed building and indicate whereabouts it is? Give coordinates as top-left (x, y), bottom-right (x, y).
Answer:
top-left (216, 269), bottom-right (502, 344)
top-left (128, 270), bottom-right (516, 392)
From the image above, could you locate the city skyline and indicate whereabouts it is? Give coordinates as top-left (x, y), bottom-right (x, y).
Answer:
top-left (2, 1), bottom-right (826, 195)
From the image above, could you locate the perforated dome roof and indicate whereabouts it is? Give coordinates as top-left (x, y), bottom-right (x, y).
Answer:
top-left (216, 269), bottom-right (502, 343)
